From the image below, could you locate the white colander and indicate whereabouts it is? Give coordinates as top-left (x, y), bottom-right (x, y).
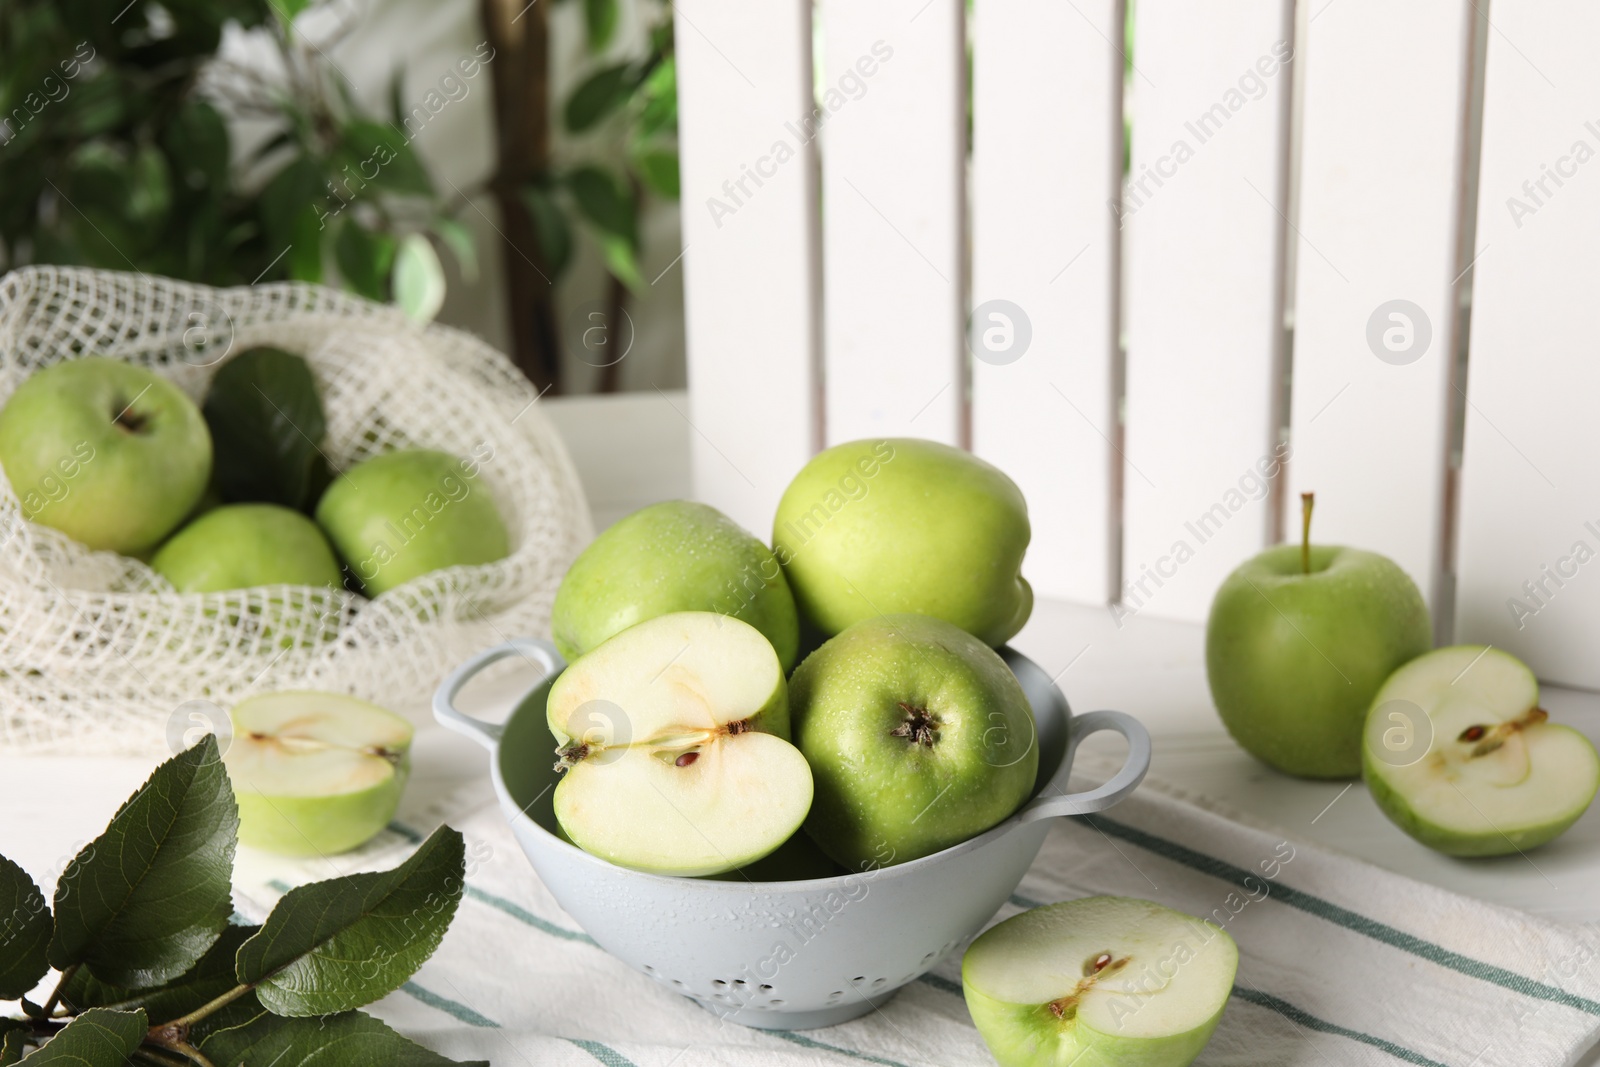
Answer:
top-left (434, 637), bottom-right (1150, 1030)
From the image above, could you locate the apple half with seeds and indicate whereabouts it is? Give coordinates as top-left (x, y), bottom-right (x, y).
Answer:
top-left (224, 691), bottom-right (413, 856)
top-left (1362, 645), bottom-right (1600, 856)
top-left (547, 611), bottom-right (812, 876)
top-left (963, 896), bottom-right (1237, 1067)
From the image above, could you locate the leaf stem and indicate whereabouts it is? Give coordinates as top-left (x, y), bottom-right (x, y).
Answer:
top-left (1300, 492), bottom-right (1315, 576)
top-left (38, 965), bottom-right (77, 1018)
top-left (144, 1036), bottom-right (218, 1067)
top-left (159, 983), bottom-right (254, 1030)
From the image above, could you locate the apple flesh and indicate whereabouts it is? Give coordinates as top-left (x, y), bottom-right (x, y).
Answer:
top-left (773, 438), bottom-right (1032, 646)
top-left (151, 503), bottom-right (343, 592)
top-left (314, 448), bottom-right (510, 596)
top-left (547, 611), bottom-right (812, 876)
top-left (963, 896), bottom-right (1237, 1067)
top-left (552, 500), bottom-right (800, 670)
top-left (1206, 542), bottom-right (1431, 778)
top-left (223, 691), bottom-right (413, 856)
top-left (1363, 646), bottom-right (1600, 856)
top-left (791, 613), bottom-right (1038, 870)
top-left (0, 357), bottom-right (212, 553)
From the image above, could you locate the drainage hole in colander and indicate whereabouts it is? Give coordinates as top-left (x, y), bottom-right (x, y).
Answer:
top-left (712, 979), bottom-right (726, 986)
top-left (852, 975), bottom-right (865, 983)
top-left (671, 980), bottom-right (684, 987)
top-left (921, 952), bottom-right (936, 963)
top-left (733, 979), bottom-right (746, 986)
top-left (770, 999), bottom-right (785, 1006)
top-left (827, 990), bottom-right (844, 1003)
top-left (871, 978), bottom-right (887, 989)
top-left (759, 984), bottom-right (773, 991)
top-left (643, 964), bottom-right (655, 973)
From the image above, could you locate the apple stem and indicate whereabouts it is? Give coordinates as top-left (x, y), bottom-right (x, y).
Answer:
top-left (1300, 492), bottom-right (1315, 575)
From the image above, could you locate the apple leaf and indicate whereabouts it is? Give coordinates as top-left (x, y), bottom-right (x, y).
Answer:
top-left (13, 1009), bottom-right (145, 1065)
top-left (60, 925), bottom-right (256, 1024)
top-left (48, 738), bottom-right (237, 989)
top-left (236, 827), bottom-right (464, 1016)
top-left (431, 217), bottom-right (477, 283)
top-left (565, 64), bottom-right (632, 133)
top-left (0, 856), bottom-right (51, 1000)
top-left (202, 346), bottom-right (334, 512)
top-left (335, 220), bottom-right (398, 302)
top-left (199, 1007), bottom-right (487, 1066)
top-left (520, 185), bottom-right (573, 279)
top-left (583, 0), bottom-right (619, 52)
top-left (566, 165), bottom-right (637, 246)
top-left (392, 233), bottom-right (446, 323)
top-left (0, 1028), bottom-right (25, 1066)
top-left (633, 149), bottom-right (679, 199)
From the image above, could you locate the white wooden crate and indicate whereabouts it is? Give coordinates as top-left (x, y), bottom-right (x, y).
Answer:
top-left (673, 0), bottom-right (1600, 688)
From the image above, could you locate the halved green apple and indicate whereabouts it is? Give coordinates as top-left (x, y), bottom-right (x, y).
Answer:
top-left (547, 611), bottom-right (811, 876)
top-left (1362, 646), bottom-right (1600, 856)
top-left (963, 896), bottom-right (1237, 1067)
top-left (223, 691), bottom-right (413, 856)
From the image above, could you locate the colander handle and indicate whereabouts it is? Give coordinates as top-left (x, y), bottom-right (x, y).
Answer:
top-left (1014, 710), bottom-right (1151, 824)
top-left (433, 637), bottom-right (566, 749)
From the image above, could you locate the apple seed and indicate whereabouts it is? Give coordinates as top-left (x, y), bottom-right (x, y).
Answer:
top-left (675, 751), bottom-right (699, 767)
top-left (1458, 708), bottom-right (1548, 757)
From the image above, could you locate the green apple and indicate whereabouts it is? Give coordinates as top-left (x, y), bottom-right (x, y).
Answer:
top-left (151, 504), bottom-right (343, 592)
top-left (1206, 495), bottom-right (1431, 778)
top-left (552, 500), bottom-right (800, 670)
top-left (963, 896), bottom-right (1237, 1067)
top-left (223, 691), bottom-right (413, 856)
top-left (772, 438), bottom-right (1032, 646)
top-left (314, 448), bottom-right (510, 596)
top-left (790, 613), bottom-right (1038, 870)
top-left (1363, 646), bottom-right (1600, 856)
top-left (548, 611), bottom-right (812, 876)
top-left (0, 357), bottom-right (212, 553)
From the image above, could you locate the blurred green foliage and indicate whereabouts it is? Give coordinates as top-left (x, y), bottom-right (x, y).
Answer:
top-left (0, 0), bottom-right (469, 318)
top-left (542, 0), bottom-right (678, 293)
top-left (0, 0), bottom-right (678, 327)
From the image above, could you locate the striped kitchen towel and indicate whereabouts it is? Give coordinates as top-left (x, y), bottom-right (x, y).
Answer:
top-left (236, 763), bottom-right (1600, 1067)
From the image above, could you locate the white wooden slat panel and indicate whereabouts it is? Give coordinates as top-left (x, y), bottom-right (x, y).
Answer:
top-left (1121, 0), bottom-right (1294, 622)
top-left (674, 0), bottom-right (819, 535)
top-left (970, 0), bottom-right (1121, 605)
top-left (1286, 0), bottom-right (1472, 623)
top-left (819, 0), bottom-right (964, 446)
top-left (1455, 1), bottom-right (1600, 688)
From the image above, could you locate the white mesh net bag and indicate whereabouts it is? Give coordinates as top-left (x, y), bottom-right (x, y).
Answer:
top-left (0, 266), bottom-right (592, 756)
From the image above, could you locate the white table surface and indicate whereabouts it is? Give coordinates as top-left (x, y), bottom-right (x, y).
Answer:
top-left (4, 389), bottom-right (1598, 933)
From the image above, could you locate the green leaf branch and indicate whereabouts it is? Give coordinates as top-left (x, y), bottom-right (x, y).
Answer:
top-left (0, 737), bottom-right (483, 1066)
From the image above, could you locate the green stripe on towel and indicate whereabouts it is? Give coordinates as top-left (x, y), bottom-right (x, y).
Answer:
top-left (401, 981), bottom-right (639, 1066)
top-left (1232, 986), bottom-right (1452, 1067)
top-left (916, 972), bottom-right (963, 997)
top-left (402, 981), bottom-right (498, 1028)
top-left (569, 1038), bottom-right (641, 1066)
top-left (1073, 814), bottom-right (1600, 1018)
top-left (465, 884), bottom-right (599, 945)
